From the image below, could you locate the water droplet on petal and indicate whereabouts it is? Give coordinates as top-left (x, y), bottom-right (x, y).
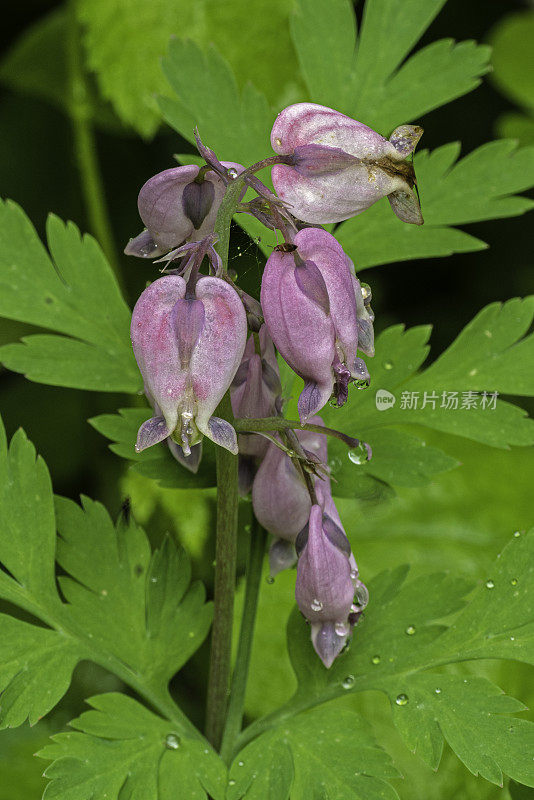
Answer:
top-left (227, 168), bottom-right (238, 179)
top-left (348, 443), bottom-right (370, 465)
top-left (335, 621), bottom-right (350, 637)
top-left (485, 579), bottom-right (495, 589)
top-left (165, 733), bottom-right (181, 750)
top-left (395, 694), bottom-right (409, 706)
top-left (371, 655), bottom-right (381, 665)
top-left (350, 568), bottom-right (358, 580)
top-left (405, 625), bottom-right (416, 636)
top-left (342, 675), bottom-right (355, 689)
top-left (311, 598), bottom-right (323, 612)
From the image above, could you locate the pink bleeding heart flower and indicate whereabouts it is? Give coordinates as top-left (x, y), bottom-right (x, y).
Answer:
top-left (270, 103), bottom-right (423, 225)
top-left (125, 162), bottom-right (244, 258)
top-left (252, 420), bottom-right (330, 576)
top-left (260, 227), bottom-right (371, 421)
top-left (131, 275), bottom-right (247, 455)
top-left (295, 503), bottom-right (368, 668)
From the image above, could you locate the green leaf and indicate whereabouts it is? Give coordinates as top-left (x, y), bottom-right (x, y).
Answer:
top-left (77, 0), bottom-right (300, 138)
top-left (38, 693), bottom-right (226, 800)
top-left (160, 39), bottom-right (273, 164)
top-left (0, 202), bottom-right (140, 392)
top-left (490, 11), bottom-right (534, 113)
top-left (0, 617), bottom-right (78, 728)
top-left (336, 141), bottom-right (534, 268)
top-left (329, 428), bottom-right (458, 490)
top-left (290, 0), bottom-right (358, 112)
top-left (229, 707), bottom-right (400, 800)
top-left (320, 299), bottom-right (534, 499)
top-left (0, 414), bottom-right (211, 731)
top-left (267, 529), bottom-right (534, 787)
top-left (291, 0), bottom-right (491, 132)
top-left (89, 407), bottom-right (217, 488)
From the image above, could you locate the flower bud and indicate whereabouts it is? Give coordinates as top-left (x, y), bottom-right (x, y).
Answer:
top-left (251, 419), bottom-right (328, 542)
top-left (131, 275), bottom-right (247, 455)
top-left (231, 326), bottom-right (282, 459)
top-left (271, 103), bottom-right (423, 225)
top-left (260, 227), bottom-right (371, 421)
top-left (295, 505), bottom-right (356, 668)
top-left (125, 162), bottom-right (244, 257)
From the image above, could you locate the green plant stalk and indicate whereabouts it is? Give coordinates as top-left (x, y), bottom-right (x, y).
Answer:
top-left (234, 416), bottom-right (362, 449)
top-left (67, 1), bottom-right (122, 287)
top-left (220, 520), bottom-right (267, 763)
top-left (205, 391), bottom-right (240, 749)
top-left (205, 172), bottom-right (248, 749)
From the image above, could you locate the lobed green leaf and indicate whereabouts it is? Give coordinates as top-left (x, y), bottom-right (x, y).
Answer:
top-left (39, 693), bottom-right (226, 800)
top-left (0, 202), bottom-right (140, 392)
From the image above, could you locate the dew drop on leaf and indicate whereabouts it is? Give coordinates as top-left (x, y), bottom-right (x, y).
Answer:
top-left (348, 443), bottom-right (370, 465)
top-left (514, 531), bottom-right (521, 538)
top-left (435, 688), bottom-right (442, 694)
top-left (405, 625), bottom-right (416, 635)
top-left (511, 578), bottom-right (518, 586)
top-left (266, 576), bottom-right (275, 585)
top-left (165, 733), bottom-right (181, 750)
top-left (383, 360), bottom-right (394, 370)
top-left (342, 675), bottom-right (355, 689)
top-left (371, 655), bottom-right (381, 665)
top-left (485, 579), bottom-right (495, 589)
top-left (395, 694), bottom-right (409, 706)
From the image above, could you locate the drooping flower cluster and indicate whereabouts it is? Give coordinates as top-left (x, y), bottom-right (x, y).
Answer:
top-left (126, 102), bottom-right (424, 667)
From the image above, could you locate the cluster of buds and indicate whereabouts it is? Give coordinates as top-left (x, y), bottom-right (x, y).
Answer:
top-left (126, 102), bottom-right (424, 667)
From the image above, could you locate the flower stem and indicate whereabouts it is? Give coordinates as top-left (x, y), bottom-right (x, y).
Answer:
top-left (67, 1), bottom-right (122, 287)
top-left (204, 175), bottom-right (247, 750)
top-left (234, 416), bottom-right (363, 449)
top-left (220, 520), bottom-right (266, 763)
top-left (205, 391), bottom-right (239, 750)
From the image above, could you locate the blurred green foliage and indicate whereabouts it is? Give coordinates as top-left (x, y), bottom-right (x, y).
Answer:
top-left (490, 10), bottom-right (534, 146)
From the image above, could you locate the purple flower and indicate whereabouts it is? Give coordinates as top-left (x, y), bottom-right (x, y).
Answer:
top-left (260, 227), bottom-right (372, 421)
top-left (295, 505), bottom-right (357, 668)
top-left (270, 103), bottom-right (423, 225)
top-left (125, 162), bottom-right (244, 258)
top-left (251, 420), bottom-right (333, 577)
top-left (231, 325), bottom-right (282, 459)
top-left (131, 275), bottom-right (247, 455)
